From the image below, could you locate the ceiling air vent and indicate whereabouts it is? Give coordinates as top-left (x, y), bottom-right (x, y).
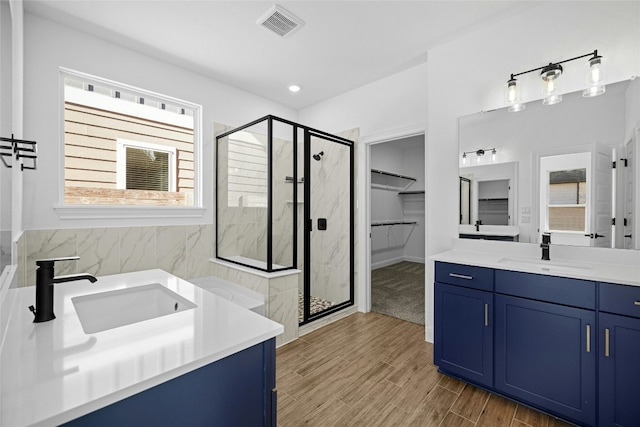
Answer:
top-left (257, 4), bottom-right (305, 38)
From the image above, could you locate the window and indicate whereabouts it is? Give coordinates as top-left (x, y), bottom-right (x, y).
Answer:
top-left (547, 168), bottom-right (587, 231)
top-left (116, 139), bottom-right (176, 192)
top-left (61, 69), bottom-right (200, 209)
top-left (227, 130), bottom-right (268, 208)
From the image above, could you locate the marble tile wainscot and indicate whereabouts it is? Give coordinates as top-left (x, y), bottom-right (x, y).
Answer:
top-left (16, 225), bottom-right (215, 288)
top-left (211, 258), bottom-right (300, 347)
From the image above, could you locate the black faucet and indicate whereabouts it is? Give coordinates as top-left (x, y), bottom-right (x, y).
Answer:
top-left (475, 220), bottom-right (483, 232)
top-left (28, 256), bottom-right (97, 323)
top-left (540, 233), bottom-right (551, 261)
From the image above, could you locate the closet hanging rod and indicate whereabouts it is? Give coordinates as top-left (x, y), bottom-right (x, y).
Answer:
top-left (370, 169), bottom-right (416, 181)
top-left (371, 221), bottom-right (418, 227)
top-left (398, 190), bottom-right (425, 195)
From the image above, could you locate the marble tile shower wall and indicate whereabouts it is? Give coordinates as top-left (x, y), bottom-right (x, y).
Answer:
top-left (16, 225), bottom-right (214, 287)
top-left (309, 135), bottom-right (352, 304)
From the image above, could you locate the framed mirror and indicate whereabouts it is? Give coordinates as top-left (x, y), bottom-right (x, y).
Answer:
top-left (459, 79), bottom-right (639, 250)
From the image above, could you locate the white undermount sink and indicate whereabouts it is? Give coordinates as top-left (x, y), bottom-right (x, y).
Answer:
top-left (497, 257), bottom-right (593, 274)
top-left (72, 283), bottom-right (197, 334)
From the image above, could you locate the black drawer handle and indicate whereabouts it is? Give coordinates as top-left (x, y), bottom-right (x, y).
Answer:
top-left (449, 273), bottom-right (473, 280)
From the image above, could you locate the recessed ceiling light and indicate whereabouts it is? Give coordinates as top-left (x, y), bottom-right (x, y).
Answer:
top-left (288, 85), bottom-right (301, 93)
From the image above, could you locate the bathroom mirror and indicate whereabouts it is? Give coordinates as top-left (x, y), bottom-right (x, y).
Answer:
top-left (459, 79), bottom-right (639, 250)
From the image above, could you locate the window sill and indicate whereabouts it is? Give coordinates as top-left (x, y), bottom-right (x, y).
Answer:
top-left (54, 205), bottom-right (206, 220)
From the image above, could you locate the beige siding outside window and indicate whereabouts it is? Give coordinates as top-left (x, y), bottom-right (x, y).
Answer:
top-left (547, 169), bottom-right (587, 232)
top-left (62, 70), bottom-right (198, 207)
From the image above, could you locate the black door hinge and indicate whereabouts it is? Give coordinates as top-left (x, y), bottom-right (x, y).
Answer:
top-left (612, 218), bottom-right (615, 226)
top-left (612, 161), bottom-right (616, 169)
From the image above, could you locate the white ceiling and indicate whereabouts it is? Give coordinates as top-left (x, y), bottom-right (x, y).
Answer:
top-left (25, 1), bottom-right (540, 110)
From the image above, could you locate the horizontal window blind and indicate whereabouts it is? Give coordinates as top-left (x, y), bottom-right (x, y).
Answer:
top-left (126, 147), bottom-right (169, 191)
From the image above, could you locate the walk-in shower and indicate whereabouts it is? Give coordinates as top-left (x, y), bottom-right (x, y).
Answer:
top-left (216, 115), bottom-right (354, 324)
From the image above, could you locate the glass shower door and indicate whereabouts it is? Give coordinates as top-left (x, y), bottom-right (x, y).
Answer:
top-left (302, 131), bottom-right (353, 323)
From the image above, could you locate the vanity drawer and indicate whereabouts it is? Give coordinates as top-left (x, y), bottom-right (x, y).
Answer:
top-left (599, 282), bottom-right (640, 318)
top-left (435, 262), bottom-right (493, 291)
top-left (495, 270), bottom-right (595, 310)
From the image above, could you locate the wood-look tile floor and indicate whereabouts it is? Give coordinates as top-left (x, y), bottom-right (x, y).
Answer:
top-left (277, 312), bottom-right (573, 427)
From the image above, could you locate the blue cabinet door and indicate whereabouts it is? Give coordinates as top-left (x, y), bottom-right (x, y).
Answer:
top-left (434, 282), bottom-right (493, 387)
top-left (495, 294), bottom-right (596, 426)
top-left (599, 313), bottom-right (640, 427)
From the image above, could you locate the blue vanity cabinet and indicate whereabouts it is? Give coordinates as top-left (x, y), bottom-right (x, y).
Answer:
top-left (434, 262), bottom-right (494, 388)
top-left (494, 271), bottom-right (597, 427)
top-left (64, 338), bottom-right (277, 427)
top-left (598, 282), bottom-right (640, 427)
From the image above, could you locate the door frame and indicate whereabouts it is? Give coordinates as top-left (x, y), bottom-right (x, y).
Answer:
top-left (358, 123), bottom-right (426, 313)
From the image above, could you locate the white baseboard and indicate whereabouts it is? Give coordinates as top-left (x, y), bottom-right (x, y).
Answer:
top-left (371, 255), bottom-right (425, 270)
top-left (371, 256), bottom-right (404, 270)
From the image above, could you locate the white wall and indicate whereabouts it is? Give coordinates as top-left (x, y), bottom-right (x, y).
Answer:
top-left (626, 77), bottom-right (640, 137)
top-left (299, 62), bottom-right (427, 137)
top-left (426, 1), bottom-right (639, 340)
top-left (299, 1), bottom-right (640, 341)
top-left (22, 13), bottom-right (297, 230)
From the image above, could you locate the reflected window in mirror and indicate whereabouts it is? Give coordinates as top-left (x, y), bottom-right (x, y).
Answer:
top-left (547, 168), bottom-right (587, 231)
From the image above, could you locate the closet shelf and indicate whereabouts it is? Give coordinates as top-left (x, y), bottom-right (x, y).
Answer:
top-left (371, 221), bottom-right (418, 227)
top-left (371, 169), bottom-right (416, 190)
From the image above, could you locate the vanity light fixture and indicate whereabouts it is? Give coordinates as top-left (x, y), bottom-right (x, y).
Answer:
top-left (541, 63), bottom-right (563, 105)
top-left (462, 148), bottom-right (497, 164)
top-left (505, 49), bottom-right (605, 111)
top-left (505, 76), bottom-right (525, 112)
top-left (583, 53), bottom-right (605, 97)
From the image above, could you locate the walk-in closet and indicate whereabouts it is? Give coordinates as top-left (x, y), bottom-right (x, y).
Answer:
top-left (369, 134), bottom-right (425, 324)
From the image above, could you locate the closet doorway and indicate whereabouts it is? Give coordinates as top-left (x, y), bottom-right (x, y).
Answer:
top-left (369, 134), bottom-right (425, 325)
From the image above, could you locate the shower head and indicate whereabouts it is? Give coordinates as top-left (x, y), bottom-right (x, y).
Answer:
top-left (312, 151), bottom-right (324, 161)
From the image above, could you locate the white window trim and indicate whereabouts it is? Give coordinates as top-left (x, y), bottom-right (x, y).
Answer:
top-left (56, 67), bottom-right (204, 220)
top-left (116, 139), bottom-right (177, 192)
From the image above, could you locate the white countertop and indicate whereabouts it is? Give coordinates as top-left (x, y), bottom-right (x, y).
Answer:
top-left (0, 269), bottom-right (283, 427)
top-left (431, 242), bottom-right (640, 287)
